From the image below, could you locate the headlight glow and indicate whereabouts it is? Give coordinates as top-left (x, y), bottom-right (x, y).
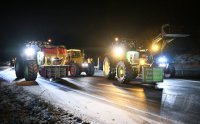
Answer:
top-left (158, 56), bottom-right (168, 63)
top-left (82, 62), bottom-right (88, 67)
top-left (113, 46), bottom-right (124, 57)
top-left (152, 44), bottom-right (159, 52)
top-left (139, 59), bottom-right (145, 65)
top-left (159, 63), bottom-right (167, 67)
top-left (25, 48), bottom-right (35, 56)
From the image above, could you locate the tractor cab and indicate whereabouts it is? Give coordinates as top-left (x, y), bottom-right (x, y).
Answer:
top-left (67, 49), bottom-right (84, 64)
top-left (66, 49), bottom-right (95, 76)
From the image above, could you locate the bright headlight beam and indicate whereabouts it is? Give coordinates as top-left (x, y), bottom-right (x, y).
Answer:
top-left (158, 56), bottom-right (167, 63)
top-left (114, 47), bottom-right (123, 57)
top-left (25, 48), bottom-right (35, 56)
top-left (152, 44), bottom-right (159, 52)
top-left (82, 62), bottom-right (88, 67)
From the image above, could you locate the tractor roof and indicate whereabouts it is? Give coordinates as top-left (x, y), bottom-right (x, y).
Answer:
top-left (67, 49), bottom-right (81, 52)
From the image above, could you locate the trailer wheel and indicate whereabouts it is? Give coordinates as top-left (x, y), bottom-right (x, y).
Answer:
top-left (164, 65), bottom-right (175, 78)
top-left (86, 63), bottom-right (95, 76)
top-left (24, 60), bottom-right (38, 81)
top-left (103, 56), bottom-right (115, 79)
top-left (70, 63), bottom-right (80, 77)
top-left (116, 61), bottom-right (133, 84)
top-left (15, 56), bottom-right (24, 79)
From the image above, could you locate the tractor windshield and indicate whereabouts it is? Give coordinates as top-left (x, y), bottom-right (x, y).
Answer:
top-left (71, 51), bottom-right (81, 58)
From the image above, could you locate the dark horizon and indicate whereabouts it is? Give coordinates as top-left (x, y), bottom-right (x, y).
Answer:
top-left (0, 1), bottom-right (199, 60)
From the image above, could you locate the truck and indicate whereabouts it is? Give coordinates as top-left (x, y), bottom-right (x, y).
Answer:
top-left (15, 41), bottom-right (94, 81)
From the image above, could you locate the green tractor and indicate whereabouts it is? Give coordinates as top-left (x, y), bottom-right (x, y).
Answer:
top-left (103, 39), bottom-right (163, 84)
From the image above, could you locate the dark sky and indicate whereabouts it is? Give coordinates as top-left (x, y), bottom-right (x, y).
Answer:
top-left (0, 1), bottom-right (199, 59)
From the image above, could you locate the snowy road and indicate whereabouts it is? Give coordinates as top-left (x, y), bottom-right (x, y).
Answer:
top-left (1, 67), bottom-right (200, 124)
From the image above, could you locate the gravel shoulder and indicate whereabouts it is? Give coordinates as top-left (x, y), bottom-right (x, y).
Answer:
top-left (0, 81), bottom-right (89, 124)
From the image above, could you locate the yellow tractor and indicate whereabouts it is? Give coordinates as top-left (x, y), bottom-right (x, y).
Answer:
top-left (66, 49), bottom-right (95, 76)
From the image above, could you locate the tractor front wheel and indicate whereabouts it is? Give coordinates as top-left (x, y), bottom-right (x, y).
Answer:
top-left (86, 63), bottom-right (95, 76)
top-left (116, 61), bottom-right (134, 84)
top-left (15, 56), bottom-right (24, 79)
top-left (24, 60), bottom-right (38, 81)
top-left (70, 63), bottom-right (80, 77)
top-left (103, 56), bottom-right (115, 79)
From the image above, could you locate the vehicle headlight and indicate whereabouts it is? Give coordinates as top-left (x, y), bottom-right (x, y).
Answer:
top-left (25, 48), bottom-right (35, 56)
top-left (139, 58), bottom-right (145, 65)
top-left (158, 56), bottom-right (168, 63)
top-left (113, 46), bottom-right (124, 57)
top-left (159, 63), bottom-right (167, 67)
top-left (82, 62), bottom-right (88, 67)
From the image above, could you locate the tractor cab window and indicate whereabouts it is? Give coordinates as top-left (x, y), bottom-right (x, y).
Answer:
top-left (139, 52), bottom-right (148, 58)
top-left (71, 51), bottom-right (81, 58)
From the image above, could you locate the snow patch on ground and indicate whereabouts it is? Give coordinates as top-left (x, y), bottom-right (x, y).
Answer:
top-left (0, 82), bottom-right (89, 124)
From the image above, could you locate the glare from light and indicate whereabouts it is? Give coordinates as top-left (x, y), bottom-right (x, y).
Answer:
top-left (158, 56), bottom-right (168, 63)
top-left (139, 59), bottom-right (145, 65)
top-left (152, 44), bottom-right (159, 52)
top-left (115, 37), bottom-right (119, 41)
top-left (159, 63), bottom-right (167, 67)
top-left (25, 48), bottom-right (35, 56)
top-left (82, 62), bottom-right (88, 67)
top-left (114, 46), bottom-right (123, 57)
top-left (48, 39), bottom-right (52, 42)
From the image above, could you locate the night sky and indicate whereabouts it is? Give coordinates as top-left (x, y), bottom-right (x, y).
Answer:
top-left (0, 1), bottom-right (199, 60)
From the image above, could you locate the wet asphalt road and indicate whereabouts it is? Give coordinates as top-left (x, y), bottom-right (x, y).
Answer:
top-left (59, 74), bottom-right (200, 124)
top-left (1, 66), bottom-right (200, 123)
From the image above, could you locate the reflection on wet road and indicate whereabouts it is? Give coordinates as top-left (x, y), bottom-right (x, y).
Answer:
top-left (60, 76), bottom-right (200, 124)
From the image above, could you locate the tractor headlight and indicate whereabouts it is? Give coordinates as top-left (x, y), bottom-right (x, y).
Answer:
top-left (25, 48), bottom-right (35, 56)
top-left (139, 58), bottom-right (146, 65)
top-left (157, 56), bottom-right (168, 67)
top-left (152, 44), bottom-right (159, 52)
top-left (158, 56), bottom-right (168, 63)
top-left (113, 46), bottom-right (124, 58)
top-left (158, 63), bottom-right (167, 67)
top-left (82, 62), bottom-right (88, 67)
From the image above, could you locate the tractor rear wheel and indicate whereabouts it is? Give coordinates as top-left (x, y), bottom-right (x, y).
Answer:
top-left (70, 63), bottom-right (80, 77)
top-left (116, 61), bottom-right (134, 84)
top-left (86, 63), bottom-right (95, 76)
top-left (103, 56), bottom-right (115, 79)
top-left (15, 56), bottom-right (24, 79)
top-left (24, 60), bottom-right (38, 81)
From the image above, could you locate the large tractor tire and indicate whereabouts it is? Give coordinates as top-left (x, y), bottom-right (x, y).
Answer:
top-left (15, 56), bottom-right (24, 79)
top-left (86, 63), bottom-right (95, 76)
top-left (116, 61), bottom-right (134, 84)
top-left (103, 56), bottom-right (115, 79)
top-left (164, 64), bottom-right (175, 78)
top-left (70, 63), bottom-right (80, 77)
top-left (24, 60), bottom-right (38, 81)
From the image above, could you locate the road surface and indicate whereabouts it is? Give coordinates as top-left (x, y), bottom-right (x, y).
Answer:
top-left (0, 67), bottom-right (200, 124)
